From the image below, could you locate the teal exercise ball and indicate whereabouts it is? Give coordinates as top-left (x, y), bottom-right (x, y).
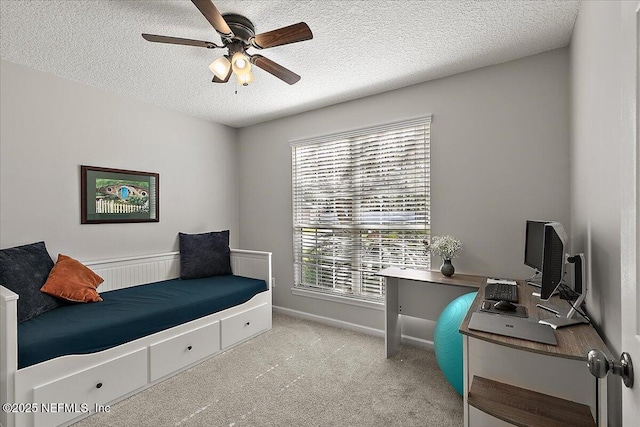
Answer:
top-left (434, 291), bottom-right (478, 395)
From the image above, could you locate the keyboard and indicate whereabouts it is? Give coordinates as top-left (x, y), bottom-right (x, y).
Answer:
top-left (485, 283), bottom-right (518, 303)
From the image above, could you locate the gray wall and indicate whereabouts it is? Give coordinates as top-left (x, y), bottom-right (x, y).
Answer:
top-left (237, 49), bottom-right (571, 337)
top-left (0, 60), bottom-right (239, 261)
top-left (570, 1), bottom-right (624, 424)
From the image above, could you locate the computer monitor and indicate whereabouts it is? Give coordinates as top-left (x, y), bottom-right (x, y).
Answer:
top-left (538, 252), bottom-right (588, 327)
top-left (524, 220), bottom-right (550, 275)
top-left (565, 253), bottom-right (586, 319)
top-left (539, 222), bottom-right (568, 301)
top-left (535, 222), bottom-right (589, 327)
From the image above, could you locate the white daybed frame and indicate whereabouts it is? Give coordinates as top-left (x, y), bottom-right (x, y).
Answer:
top-left (0, 249), bottom-right (272, 427)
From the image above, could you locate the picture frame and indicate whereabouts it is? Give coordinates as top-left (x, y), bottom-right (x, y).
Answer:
top-left (81, 165), bottom-right (159, 224)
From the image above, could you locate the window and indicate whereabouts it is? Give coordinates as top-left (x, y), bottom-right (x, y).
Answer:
top-left (291, 116), bottom-right (431, 301)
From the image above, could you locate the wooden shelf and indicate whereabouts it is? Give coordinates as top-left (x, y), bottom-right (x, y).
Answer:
top-left (468, 376), bottom-right (596, 427)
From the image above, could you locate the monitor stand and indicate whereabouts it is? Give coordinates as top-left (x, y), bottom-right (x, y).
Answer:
top-left (539, 316), bottom-right (588, 329)
top-left (535, 300), bottom-right (569, 317)
top-left (537, 254), bottom-right (587, 329)
top-left (536, 298), bottom-right (588, 328)
top-left (532, 289), bottom-right (559, 300)
top-left (526, 271), bottom-right (542, 288)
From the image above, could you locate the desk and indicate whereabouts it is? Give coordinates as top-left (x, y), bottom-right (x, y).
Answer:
top-left (378, 267), bottom-right (483, 358)
top-left (459, 280), bottom-right (610, 427)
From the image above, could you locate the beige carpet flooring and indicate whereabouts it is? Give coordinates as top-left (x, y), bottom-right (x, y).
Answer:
top-left (72, 312), bottom-right (463, 427)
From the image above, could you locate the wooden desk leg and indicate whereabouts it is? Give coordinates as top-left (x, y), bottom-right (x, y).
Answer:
top-left (385, 276), bottom-right (401, 358)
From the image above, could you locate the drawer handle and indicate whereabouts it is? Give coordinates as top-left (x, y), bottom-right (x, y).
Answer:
top-left (187, 345), bottom-right (193, 351)
top-left (96, 382), bottom-right (103, 389)
top-left (245, 321), bottom-right (251, 327)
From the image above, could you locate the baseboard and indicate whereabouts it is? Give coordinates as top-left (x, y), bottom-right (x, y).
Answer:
top-left (272, 305), bottom-right (434, 350)
top-left (401, 335), bottom-right (434, 350)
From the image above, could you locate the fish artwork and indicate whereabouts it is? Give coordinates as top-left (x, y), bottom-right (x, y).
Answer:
top-left (96, 184), bottom-right (149, 200)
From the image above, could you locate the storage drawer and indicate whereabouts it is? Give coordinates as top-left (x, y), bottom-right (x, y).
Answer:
top-left (221, 303), bottom-right (270, 349)
top-left (33, 348), bottom-right (147, 427)
top-left (149, 321), bottom-right (220, 381)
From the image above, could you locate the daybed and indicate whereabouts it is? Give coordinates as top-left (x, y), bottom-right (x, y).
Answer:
top-left (0, 248), bottom-right (272, 427)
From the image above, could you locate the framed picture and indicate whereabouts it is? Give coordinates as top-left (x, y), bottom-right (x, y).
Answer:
top-left (81, 165), bottom-right (159, 224)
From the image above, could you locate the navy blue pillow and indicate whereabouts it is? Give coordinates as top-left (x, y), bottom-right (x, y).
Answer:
top-left (179, 231), bottom-right (232, 279)
top-left (0, 241), bottom-right (61, 322)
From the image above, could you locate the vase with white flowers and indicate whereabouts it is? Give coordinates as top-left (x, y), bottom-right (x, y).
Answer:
top-left (424, 235), bottom-right (462, 277)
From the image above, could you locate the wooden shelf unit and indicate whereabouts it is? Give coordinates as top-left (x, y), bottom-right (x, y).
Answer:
top-left (459, 280), bottom-right (610, 426)
top-left (468, 376), bottom-right (596, 427)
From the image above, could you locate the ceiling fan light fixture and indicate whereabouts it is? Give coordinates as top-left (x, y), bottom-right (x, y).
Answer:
top-left (142, 3), bottom-right (313, 87)
top-left (237, 71), bottom-right (255, 86)
top-left (231, 51), bottom-right (251, 76)
top-left (209, 56), bottom-right (231, 80)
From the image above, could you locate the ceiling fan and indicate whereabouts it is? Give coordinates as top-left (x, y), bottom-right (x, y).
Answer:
top-left (142, 0), bottom-right (313, 86)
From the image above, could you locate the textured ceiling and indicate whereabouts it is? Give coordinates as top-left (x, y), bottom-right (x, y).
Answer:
top-left (0, 0), bottom-right (580, 128)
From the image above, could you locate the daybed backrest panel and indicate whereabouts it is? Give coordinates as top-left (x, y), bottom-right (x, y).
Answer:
top-left (84, 253), bottom-right (180, 292)
top-left (230, 249), bottom-right (272, 286)
top-left (84, 250), bottom-right (272, 293)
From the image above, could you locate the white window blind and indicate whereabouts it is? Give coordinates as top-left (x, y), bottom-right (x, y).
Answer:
top-left (291, 116), bottom-right (431, 301)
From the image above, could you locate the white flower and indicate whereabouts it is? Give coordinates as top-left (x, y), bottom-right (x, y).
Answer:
top-left (425, 235), bottom-right (462, 259)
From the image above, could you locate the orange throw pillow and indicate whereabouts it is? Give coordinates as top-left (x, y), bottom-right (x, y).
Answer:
top-left (41, 254), bottom-right (104, 303)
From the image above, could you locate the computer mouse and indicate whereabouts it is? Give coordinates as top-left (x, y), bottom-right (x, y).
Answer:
top-left (494, 300), bottom-right (517, 311)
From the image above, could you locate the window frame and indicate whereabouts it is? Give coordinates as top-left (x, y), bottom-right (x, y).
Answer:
top-left (291, 116), bottom-right (432, 302)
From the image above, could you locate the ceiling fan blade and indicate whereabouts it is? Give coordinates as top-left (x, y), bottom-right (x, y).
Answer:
top-left (250, 55), bottom-right (301, 85)
top-left (141, 33), bottom-right (221, 49)
top-left (212, 74), bottom-right (230, 83)
top-left (191, 0), bottom-right (233, 39)
top-left (250, 22), bottom-right (313, 49)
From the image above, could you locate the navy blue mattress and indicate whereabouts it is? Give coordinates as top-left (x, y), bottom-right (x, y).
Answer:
top-left (18, 275), bottom-right (267, 369)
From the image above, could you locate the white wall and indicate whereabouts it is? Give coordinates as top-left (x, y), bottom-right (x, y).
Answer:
top-left (0, 60), bottom-right (239, 261)
top-left (237, 49), bottom-right (571, 337)
top-left (570, 1), bottom-right (624, 424)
